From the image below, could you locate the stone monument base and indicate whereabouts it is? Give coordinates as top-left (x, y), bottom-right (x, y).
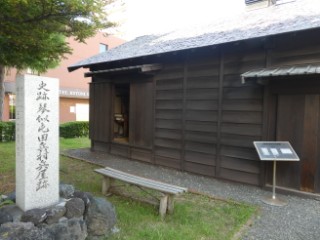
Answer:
top-left (0, 184), bottom-right (117, 240)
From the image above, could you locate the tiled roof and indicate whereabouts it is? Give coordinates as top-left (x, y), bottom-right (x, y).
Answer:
top-left (69, 0), bottom-right (320, 71)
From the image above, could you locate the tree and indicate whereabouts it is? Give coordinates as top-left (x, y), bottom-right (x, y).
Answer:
top-left (0, 0), bottom-right (115, 119)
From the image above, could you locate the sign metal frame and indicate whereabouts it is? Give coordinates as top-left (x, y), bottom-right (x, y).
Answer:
top-left (253, 141), bottom-right (299, 161)
top-left (253, 141), bottom-right (300, 207)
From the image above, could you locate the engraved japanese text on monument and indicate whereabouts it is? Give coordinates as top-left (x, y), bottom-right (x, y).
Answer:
top-left (35, 81), bottom-right (51, 191)
top-left (16, 75), bottom-right (59, 211)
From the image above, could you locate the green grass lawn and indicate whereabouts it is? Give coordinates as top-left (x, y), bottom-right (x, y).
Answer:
top-left (0, 138), bottom-right (257, 240)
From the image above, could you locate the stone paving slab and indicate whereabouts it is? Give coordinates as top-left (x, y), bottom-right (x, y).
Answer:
top-left (62, 148), bottom-right (320, 240)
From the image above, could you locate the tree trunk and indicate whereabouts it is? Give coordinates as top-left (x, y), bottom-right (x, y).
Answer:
top-left (0, 65), bottom-right (6, 121)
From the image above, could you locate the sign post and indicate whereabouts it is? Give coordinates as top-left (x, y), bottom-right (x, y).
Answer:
top-left (253, 141), bottom-right (299, 207)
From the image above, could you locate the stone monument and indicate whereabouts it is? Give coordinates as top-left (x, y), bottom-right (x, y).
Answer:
top-left (15, 74), bottom-right (59, 211)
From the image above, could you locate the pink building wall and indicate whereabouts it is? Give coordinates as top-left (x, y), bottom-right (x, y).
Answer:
top-left (3, 32), bottom-right (125, 122)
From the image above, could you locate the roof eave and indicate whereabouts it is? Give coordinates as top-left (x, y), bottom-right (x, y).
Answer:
top-left (68, 25), bottom-right (320, 72)
top-left (68, 65), bottom-right (89, 72)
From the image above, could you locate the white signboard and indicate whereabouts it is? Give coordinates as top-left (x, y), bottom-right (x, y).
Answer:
top-left (75, 103), bottom-right (89, 121)
top-left (16, 75), bottom-right (59, 211)
top-left (253, 141), bottom-right (300, 161)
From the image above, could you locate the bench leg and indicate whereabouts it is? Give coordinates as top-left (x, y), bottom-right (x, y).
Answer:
top-left (167, 195), bottom-right (175, 214)
top-left (159, 195), bottom-right (168, 219)
top-left (102, 177), bottom-right (112, 195)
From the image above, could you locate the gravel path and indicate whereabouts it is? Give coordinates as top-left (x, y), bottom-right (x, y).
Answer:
top-left (63, 148), bottom-right (320, 240)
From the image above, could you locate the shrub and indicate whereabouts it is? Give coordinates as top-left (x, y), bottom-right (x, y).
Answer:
top-left (60, 121), bottom-right (89, 138)
top-left (0, 121), bottom-right (15, 142)
top-left (0, 121), bottom-right (89, 141)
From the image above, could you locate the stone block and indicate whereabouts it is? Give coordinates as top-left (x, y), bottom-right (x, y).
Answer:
top-left (45, 206), bottom-right (66, 225)
top-left (45, 217), bottom-right (88, 240)
top-left (86, 197), bottom-right (117, 237)
top-left (21, 208), bottom-right (47, 225)
top-left (59, 184), bottom-right (75, 199)
top-left (0, 222), bottom-right (52, 240)
top-left (65, 198), bottom-right (85, 219)
top-left (0, 211), bottom-right (13, 225)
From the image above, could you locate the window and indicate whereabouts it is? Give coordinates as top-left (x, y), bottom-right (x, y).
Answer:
top-left (245, 0), bottom-right (294, 6)
top-left (245, 0), bottom-right (269, 9)
top-left (245, 0), bottom-right (264, 5)
top-left (99, 43), bottom-right (108, 53)
top-left (9, 94), bottom-right (16, 120)
top-left (275, 0), bottom-right (296, 5)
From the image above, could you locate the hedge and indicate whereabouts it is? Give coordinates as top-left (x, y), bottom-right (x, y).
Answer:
top-left (0, 121), bottom-right (89, 141)
top-left (59, 121), bottom-right (89, 138)
top-left (0, 121), bottom-right (15, 142)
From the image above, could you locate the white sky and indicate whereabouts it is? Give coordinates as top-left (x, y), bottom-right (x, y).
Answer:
top-left (110, 0), bottom-right (246, 40)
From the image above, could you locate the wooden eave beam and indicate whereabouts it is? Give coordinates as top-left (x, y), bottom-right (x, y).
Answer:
top-left (85, 64), bottom-right (162, 77)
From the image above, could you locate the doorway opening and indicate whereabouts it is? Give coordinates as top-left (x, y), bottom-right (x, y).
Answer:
top-left (113, 83), bottom-right (130, 143)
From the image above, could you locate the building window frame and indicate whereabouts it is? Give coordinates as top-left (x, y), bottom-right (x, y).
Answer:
top-left (99, 43), bottom-right (109, 53)
top-left (8, 93), bottom-right (16, 120)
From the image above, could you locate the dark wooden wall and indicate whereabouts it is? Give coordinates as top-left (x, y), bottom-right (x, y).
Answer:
top-left (89, 29), bottom-right (320, 190)
top-left (153, 46), bottom-right (265, 185)
top-left (129, 80), bottom-right (154, 162)
top-left (154, 63), bottom-right (185, 169)
top-left (90, 82), bottom-right (111, 143)
top-left (219, 46), bottom-right (265, 185)
top-left (264, 30), bottom-right (320, 192)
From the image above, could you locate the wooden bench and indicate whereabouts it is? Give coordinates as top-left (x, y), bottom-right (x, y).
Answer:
top-left (94, 167), bottom-right (188, 218)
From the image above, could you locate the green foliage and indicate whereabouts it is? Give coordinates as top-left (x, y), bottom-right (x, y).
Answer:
top-left (0, 141), bottom-right (16, 193)
top-left (60, 137), bottom-right (90, 151)
top-left (0, 199), bottom-right (14, 208)
top-left (0, 0), bottom-right (115, 120)
top-left (0, 141), bottom-right (15, 173)
top-left (0, 121), bottom-right (15, 142)
top-left (0, 121), bottom-right (90, 141)
top-left (0, 0), bottom-right (114, 72)
top-left (60, 121), bottom-right (89, 138)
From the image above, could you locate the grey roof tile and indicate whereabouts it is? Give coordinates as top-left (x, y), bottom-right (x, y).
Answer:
top-left (69, 0), bottom-right (320, 71)
top-left (241, 64), bottom-right (320, 82)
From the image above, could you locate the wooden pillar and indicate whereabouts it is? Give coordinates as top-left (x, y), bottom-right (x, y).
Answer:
top-left (159, 195), bottom-right (168, 219)
top-left (102, 177), bottom-right (112, 194)
top-left (216, 50), bottom-right (224, 177)
top-left (167, 195), bottom-right (175, 214)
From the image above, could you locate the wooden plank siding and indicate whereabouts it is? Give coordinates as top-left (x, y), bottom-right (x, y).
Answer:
top-left (90, 49), bottom-right (266, 185)
top-left (129, 80), bottom-right (154, 149)
top-left (89, 31), bottom-right (320, 190)
top-left (184, 57), bottom-right (220, 177)
top-left (152, 49), bottom-right (265, 184)
top-left (219, 49), bottom-right (265, 185)
top-left (269, 31), bottom-right (320, 67)
top-left (154, 64), bottom-right (184, 169)
top-left (89, 80), bottom-right (112, 143)
top-left (264, 31), bottom-right (320, 192)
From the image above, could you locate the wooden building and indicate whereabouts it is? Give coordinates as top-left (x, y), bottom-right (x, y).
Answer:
top-left (69, 0), bottom-right (320, 194)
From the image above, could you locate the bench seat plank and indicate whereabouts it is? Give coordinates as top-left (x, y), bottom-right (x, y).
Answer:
top-left (95, 167), bottom-right (187, 195)
top-left (94, 167), bottom-right (188, 218)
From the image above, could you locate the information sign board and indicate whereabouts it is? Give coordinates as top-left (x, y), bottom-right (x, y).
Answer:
top-left (253, 141), bottom-right (299, 161)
